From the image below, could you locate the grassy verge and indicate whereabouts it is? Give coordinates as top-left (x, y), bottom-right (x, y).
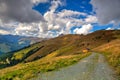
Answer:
top-left (93, 39), bottom-right (120, 78)
top-left (0, 52), bottom-right (91, 80)
top-left (102, 51), bottom-right (120, 76)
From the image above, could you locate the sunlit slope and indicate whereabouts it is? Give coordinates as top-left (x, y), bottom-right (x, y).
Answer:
top-left (93, 39), bottom-right (120, 76)
top-left (25, 30), bottom-right (120, 62)
top-left (1, 30), bottom-right (120, 67)
top-left (0, 30), bottom-right (120, 79)
top-left (0, 48), bottom-right (91, 80)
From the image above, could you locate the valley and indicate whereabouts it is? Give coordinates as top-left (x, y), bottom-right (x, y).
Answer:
top-left (0, 35), bottom-right (43, 54)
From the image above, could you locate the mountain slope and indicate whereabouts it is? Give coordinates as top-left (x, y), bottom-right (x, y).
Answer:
top-left (93, 39), bottom-right (120, 76)
top-left (24, 30), bottom-right (120, 62)
top-left (0, 30), bottom-right (120, 67)
top-left (0, 30), bottom-right (120, 79)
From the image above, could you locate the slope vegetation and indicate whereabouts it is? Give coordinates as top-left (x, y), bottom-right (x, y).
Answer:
top-left (0, 30), bottom-right (120, 79)
top-left (24, 30), bottom-right (120, 62)
top-left (1, 30), bottom-right (119, 65)
top-left (94, 39), bottom-right (120, 76)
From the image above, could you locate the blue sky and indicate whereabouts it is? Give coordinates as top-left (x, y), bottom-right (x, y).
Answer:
top-left (0, 0), bottom-right (120, 37)
top-left (34, 0), bottom-right (92, 15)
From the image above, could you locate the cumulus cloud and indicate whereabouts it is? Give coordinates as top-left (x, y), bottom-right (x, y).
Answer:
top-left (0, 0), bottom-right (45, 23)
top-left (0, 29), bottom-right (10, 35)
top-left (91, 0), bottom-right (120, 24)
top-left (0, 0), bottom-right (97, 38)
top-left (14, 22), bottom-right (48, 37)
top-left (44, 9), bottom-right (86, 32)
top-left (74, 24), bottom-right (93, 35)
top-left (106, 27), bottom-right (114, 30)
top-left (58, 9), bottom-right (87, 17)
top-left (32, 0), bottom-right (48, 5)
top-left (85, 15), bottom-right (97, 23)
top-left (49, 0), bottom-right (63, 12)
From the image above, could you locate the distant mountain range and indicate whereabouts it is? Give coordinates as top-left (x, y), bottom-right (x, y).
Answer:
top-left (0, 34), bottom-right (44, 54)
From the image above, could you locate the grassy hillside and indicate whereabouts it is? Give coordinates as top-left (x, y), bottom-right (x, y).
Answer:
top-left (0, 51), bottom-right (91, 80)
top-left (0, 30), bottom-right (120, 68)
top-left (24, 30), bottom-right (120, 62)
top-left (0, 30), bottom-right (120, 79)
top-left (93, 39), bottom-right (120, 76)
top-left (0, 42), bottom-right (43, 68)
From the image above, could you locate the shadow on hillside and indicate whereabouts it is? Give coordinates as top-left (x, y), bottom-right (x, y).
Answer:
top-left (0, 42), bottom-right (44, 69)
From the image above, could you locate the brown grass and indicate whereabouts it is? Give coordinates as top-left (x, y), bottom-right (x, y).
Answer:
top-left (93, 39), bottom-right (120, 76)
top-left (25, 30), bottom-right (120, 62)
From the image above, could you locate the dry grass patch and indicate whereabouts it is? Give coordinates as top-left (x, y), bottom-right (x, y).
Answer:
top-left (94, 39), bottom-right (120, 76)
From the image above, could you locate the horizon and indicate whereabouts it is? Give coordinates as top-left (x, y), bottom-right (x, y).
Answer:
top-left (0, 0), bottom-right (120, 38)
top-left (0, 29), bottom-right (120, 38)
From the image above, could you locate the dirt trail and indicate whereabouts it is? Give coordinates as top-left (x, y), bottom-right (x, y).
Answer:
top-left (32, 53), bottom-right (118, 80)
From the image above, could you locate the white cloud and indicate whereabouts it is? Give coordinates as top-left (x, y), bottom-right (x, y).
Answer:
top-left (85, 15), bottom-right (97, 23)
top-left (43, 8), bottom-right (87, 35)
top-left (0, 29), bottom-right (10, 35)
top-left (58, 9), bottom-right (87, 17)
top-left (31, 0), bottom-right (48, 5)
top-left (49, 0), bottom-right (62, 12)
top-left (106, 27), bottom-right (114, 30)
top-left (74, 24), bottom-right (93, 35)
top-left (14, 22), bottom-right (48, 37)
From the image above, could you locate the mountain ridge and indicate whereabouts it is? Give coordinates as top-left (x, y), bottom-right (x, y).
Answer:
top-left (0, 34), bottom-right (44, 54)
top-left (0, 30), bottom-right (120, 79)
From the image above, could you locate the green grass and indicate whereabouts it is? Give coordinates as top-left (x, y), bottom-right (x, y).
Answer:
top-left (0, 43), bottom-right (41, 67)
top-left (11, 43), bottom-right (41, 61)
top-left (0, 52), bottom-right (91, 80)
